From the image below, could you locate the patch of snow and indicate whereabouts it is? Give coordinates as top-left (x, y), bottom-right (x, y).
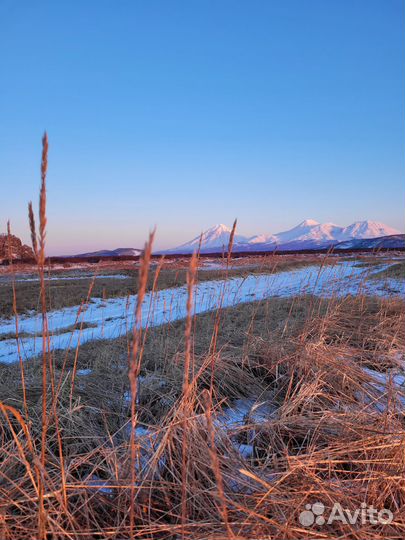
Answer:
top-left (232, 442), bottom-right (254, 459)
top-left (216, 399), bottom-right (276, 429)
top-left (85, 476), bottom-right (115, 494)
top-left (356, 367), bottom-right (405, 412)
top-left (76, 368), bottom-right (92, 376)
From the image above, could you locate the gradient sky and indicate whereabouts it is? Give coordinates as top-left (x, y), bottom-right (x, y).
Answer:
top-left (1, 0), bottom-right (404, 254)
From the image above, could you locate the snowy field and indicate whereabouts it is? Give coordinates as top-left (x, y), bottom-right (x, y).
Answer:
top-left (0, 260), bottom-right (404, 364)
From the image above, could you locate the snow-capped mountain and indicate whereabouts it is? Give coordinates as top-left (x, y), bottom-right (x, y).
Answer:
top-left (340, 221), bottom-right (400, 240)
top-left (162, 224), bottom-right (249, 254)
top-left (162, 220), bottom-right (402, 254)
top-left (249, 220), bottom-right (401, 247)
top-left (249, 219), bottom-right (345, 245)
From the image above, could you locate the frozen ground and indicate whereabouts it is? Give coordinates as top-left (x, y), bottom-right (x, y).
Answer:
top-left (0, 260), bottom-right (404, 364)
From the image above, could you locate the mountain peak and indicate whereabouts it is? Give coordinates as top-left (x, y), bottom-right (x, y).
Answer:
top-left (209, 223), bottom-right (231, 232)
top-left (161, 223), bottom-right (248, 253)
top-left (350, 220), bottom-right (386, 227)
top-left (342, 221), bottom-right (401, 239)
top-left (298, 219), bottom-right (320, 227)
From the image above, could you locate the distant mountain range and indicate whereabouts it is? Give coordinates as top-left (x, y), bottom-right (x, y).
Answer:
top-left (69, 220), bottom-right (404, 258)
top-left (334, 234), bottom-right (405, 250)
top-left (159, 220), bottom-right (404, 254)
top-left (73, 248), bottom-right (142, 258)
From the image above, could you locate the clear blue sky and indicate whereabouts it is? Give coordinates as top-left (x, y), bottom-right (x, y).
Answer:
top-left (1, 0), bottom-right (404, 254)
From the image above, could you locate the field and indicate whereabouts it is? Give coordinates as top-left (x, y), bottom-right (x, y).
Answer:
top-left (0, 254), bottom-right (331, 318)
top-left (1, 147), bottom-right (405, 539)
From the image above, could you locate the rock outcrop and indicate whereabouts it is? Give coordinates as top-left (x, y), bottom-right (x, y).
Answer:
top-left (0, 233), bottom-right (34, 262)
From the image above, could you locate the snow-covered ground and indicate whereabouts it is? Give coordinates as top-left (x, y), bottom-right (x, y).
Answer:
top-left (0, 273), bottom-right (130, 283)
top-left (0, 261), bottom-right (404, 364)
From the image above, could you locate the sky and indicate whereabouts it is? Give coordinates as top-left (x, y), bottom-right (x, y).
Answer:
top-left (0, 0), bottom-right (404, 254)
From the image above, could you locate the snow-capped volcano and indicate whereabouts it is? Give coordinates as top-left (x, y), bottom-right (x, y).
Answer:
top-left (249, 219), bottom-right (319, 244)
top-left (161, 220), bottom-right (402, 254)
top-left (340, 221), bottom-right (400, 240)
top-left (164, 224), bottom-right (249, 254)
top-left (249, 219), bottom-right (344, 245)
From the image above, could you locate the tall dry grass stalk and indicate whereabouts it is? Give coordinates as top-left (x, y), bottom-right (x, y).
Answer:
top-left (28, 202), bottom-right (38, 260)
top-left (27, 132), bottom-right (50, 539)
top-left (208, 219), bottom-right (238, 389)
top-left (39, 132), bottom-right (48, 269)
top-left (203, 389), bottom-right (233, 539)
top-left (183, 252), bottom-right (197, 395)
top-left (180, 251), bottom-right (198, 537)
top-left (69, 275), bottom-right (97, 405)
top-left (128, 230), bottom-right (155, 540)
top-left (25, 133), bottom-right (68, 537)
top-left (226, 218), bottom-right (237, 270)
top-left (139, 255), bottom-right (165, 357)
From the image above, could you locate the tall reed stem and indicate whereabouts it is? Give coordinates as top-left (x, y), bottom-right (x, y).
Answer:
top-left (181, 252), bottom-right (197, 538)
top-left (128, 230), bottom-right (154, 540)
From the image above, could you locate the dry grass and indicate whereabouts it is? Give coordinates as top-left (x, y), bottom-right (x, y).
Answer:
top-left (371, 261), bottom-right (405, 281)
top-left (1, 291), bottom-right (404, 539)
